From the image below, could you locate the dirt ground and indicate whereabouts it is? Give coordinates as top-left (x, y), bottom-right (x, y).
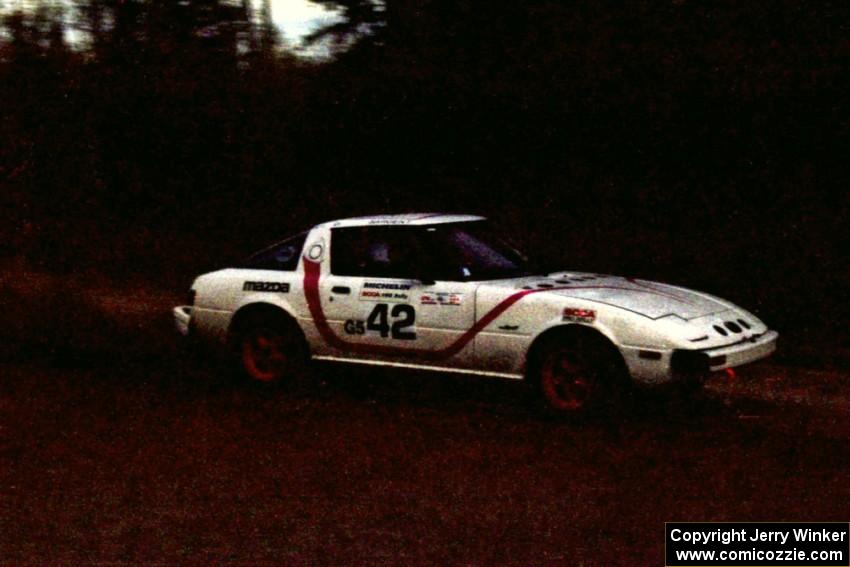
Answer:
top-left (1, 265), bottom-right (849, 565)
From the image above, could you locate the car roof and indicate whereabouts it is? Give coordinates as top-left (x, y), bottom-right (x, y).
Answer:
top-left (318, 213), bottom-right (486, 229)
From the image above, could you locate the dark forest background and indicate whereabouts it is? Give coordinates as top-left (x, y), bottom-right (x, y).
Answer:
top-left (2, 0), bottom-right (849, 361)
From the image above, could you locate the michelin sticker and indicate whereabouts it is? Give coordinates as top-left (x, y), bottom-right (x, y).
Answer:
top-left (359, 282), bottom-right (411, 302)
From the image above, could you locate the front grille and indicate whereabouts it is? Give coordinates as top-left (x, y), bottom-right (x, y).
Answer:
top-left (721, 332), bottom-right (765, 347)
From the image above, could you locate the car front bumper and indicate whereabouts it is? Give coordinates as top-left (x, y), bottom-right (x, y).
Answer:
top-left (173, 305), bottom-right (192, 337)
top-left (623, 330), bottom-right (779, 385)
top-left (670, 330), bottom-right (779, 385)
top-left (704, 330), bottom-right (779, 371)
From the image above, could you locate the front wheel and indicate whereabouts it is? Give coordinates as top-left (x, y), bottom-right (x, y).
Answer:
top-left (531, 331), bottom-right (629, 417)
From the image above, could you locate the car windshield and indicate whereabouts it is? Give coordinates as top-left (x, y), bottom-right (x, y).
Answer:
top-left (241, 231), bottom-right (307, 271)
top-left (422, 221), bottom-right (531, 281)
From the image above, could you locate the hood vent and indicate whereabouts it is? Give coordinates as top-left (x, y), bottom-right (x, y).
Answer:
top-left (714, 319), bottom-right (751, 337)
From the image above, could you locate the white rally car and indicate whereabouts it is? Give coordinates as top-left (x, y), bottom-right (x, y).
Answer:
top-left (174, 213), bottom-right (777, 414)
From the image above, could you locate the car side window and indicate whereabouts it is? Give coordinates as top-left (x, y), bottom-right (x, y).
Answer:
top-left (241, 232), bottom-right (307, 271)
top-left (331, 227), bottom-right (416, 279)
top-left (418, 223), bottom-right (529, 281)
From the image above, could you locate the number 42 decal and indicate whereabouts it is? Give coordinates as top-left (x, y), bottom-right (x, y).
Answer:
top-left (345, 303), bottom-right (416, 340)
top-left (368, 303), bottom-right (416, 340)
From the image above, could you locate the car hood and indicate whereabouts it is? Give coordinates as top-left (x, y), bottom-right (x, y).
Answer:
top-left (498, 272), bottom-right (731, 320)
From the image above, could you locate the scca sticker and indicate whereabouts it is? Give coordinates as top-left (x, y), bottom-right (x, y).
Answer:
top-left (243, 281), bottom-right (290, 293)
top-left (563, 308), bottom-right (595, 323)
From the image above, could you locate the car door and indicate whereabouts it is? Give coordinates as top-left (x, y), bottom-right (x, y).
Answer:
top-left (319, 225), bottom-right (478, 369)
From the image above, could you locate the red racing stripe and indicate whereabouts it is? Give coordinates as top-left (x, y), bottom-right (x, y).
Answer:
top-left (303, 258), bottom-right (688, 360)
top-left (303, 258), bottom-right (542, 360)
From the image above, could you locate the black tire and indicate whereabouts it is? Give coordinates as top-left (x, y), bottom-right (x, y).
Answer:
top-left (233, 309), bottom-right (308, 386)
top-left (529, 330), bottom-right (630, 417)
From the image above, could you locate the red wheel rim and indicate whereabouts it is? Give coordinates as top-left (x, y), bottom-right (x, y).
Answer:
top-left (541, 349), bottom-right (594, 411)
top-left (242, 327), bottom-right (289, 382)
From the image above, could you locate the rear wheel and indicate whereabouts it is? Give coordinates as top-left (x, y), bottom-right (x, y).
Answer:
top-left (531, 330), bottom-right (629, 417)
top-left (234, 310), bottom-right (307, 385)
